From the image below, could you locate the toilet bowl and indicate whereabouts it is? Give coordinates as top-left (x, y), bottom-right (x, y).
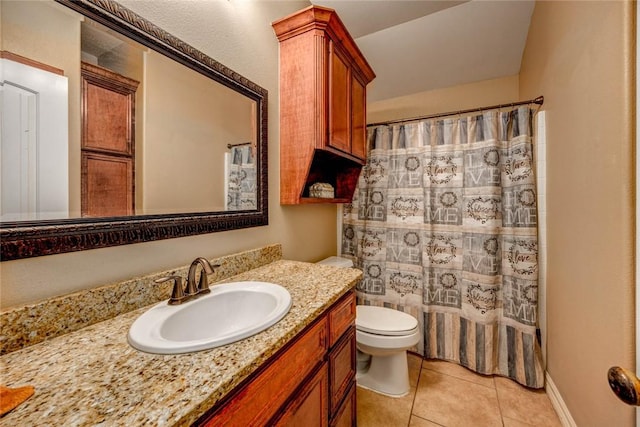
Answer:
top-left (355, 305), bottom-right (419, 397)
top-left (317, 256), bottom-right (420, 397)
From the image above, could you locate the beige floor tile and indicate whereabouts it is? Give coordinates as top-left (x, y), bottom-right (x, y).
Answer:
top-left (422, 359), bottom-right (495, 389)
top-left (412, 369), bottom-right (502, 427)
top-left (409, 415), bottom-right (444, 426)
top-left (494, 376), bottom-right (562, 427)
top-left (502, 416), bottom-right (537, 427)
top-left (356, 385), bottom-right (415, 427)
top-left (408, 353), bottom-right (423, 387)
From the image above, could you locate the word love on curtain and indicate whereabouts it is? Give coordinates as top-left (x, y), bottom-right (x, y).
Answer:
top-left (342, 106), bottom-right (544, 388)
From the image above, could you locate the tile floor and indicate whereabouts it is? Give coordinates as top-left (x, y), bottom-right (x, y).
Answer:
top-left (356, 353), bottom-right (562, 427)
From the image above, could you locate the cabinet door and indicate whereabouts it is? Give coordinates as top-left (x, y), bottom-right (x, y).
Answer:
top-left (330, 383), bottom-right (356, 427)
top-left (350, 74), bottom-right (366, 161)
top-left (274, 362), bottom-right (329, 427)
top-left (328, 40), bottom-right (351, 154)
top-left (81, 152), bottom-right (133, 217)
top-left (329, 327), bottom-right (356, 417)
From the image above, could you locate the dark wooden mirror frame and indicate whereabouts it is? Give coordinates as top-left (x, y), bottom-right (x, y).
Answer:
top-left (0, 0), bottom-right (268, 261)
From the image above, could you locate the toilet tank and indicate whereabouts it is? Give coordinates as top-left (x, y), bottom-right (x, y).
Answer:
top-left (316, 256), bottom-right (354, 268)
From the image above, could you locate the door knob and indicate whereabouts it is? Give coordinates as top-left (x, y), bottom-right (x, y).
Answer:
top-left (608, 366), bottom-right (640, 405)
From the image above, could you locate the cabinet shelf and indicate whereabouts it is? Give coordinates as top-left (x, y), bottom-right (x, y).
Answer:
top-left (300, 197), bottom-right (352, 204)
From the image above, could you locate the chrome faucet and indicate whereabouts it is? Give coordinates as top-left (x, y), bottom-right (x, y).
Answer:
top-left (155, 257), bottom-right (219, 305)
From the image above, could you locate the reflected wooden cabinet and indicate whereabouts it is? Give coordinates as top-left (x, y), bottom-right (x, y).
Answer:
top-left (272, 6), bottom-right (375, 204)
top-left (81, 62), bottom-right (138, 217)
top-left (195, 290), bottom-right (356, 426)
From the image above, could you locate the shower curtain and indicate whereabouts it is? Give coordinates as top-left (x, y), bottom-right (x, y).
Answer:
top-left (225, 145), bottom-right (257, 210)
top-left (342, 106), bottom-right (544, 388)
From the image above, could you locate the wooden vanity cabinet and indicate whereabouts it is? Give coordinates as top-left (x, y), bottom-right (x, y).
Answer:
top-left (272, 6), bottom-right (375, 204)
top-left (195, 290), bottom-right (356, 426)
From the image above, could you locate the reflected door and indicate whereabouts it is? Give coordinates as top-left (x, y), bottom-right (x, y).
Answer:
top-left (2, 84), bottom-right (37, 217)
top-left (0, 56), bottom-right (69, 221)
top-left (81, 62), bottom-right (138, 217)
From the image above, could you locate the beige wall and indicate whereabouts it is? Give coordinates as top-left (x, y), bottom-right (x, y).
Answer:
top-left (142, 50), bottom-right (253, 213)
top-left (367, 74), bottom-right (520, 123)
top-left (520, 1), bottom-right (634, 425)
top-left (0, 0), bottom-right (339, 308)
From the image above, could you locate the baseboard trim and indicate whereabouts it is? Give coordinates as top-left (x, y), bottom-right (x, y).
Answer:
top-left (545, 372), bottom-right (577, 427)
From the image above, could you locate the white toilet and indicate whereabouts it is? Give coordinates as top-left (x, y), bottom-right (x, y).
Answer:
top-left (317, 256), bottom-right (420, 397)
top-left (355, 305), bottom-right (419, 397)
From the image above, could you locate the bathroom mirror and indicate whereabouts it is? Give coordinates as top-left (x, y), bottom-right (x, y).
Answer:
top-left (0, 0), bottom-right (268, 260)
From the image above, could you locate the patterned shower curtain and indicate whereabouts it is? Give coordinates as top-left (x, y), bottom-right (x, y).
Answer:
top-left (225, 145), bottom-right (257, 210)
top-left (342, 106), bottom-right (544, 388)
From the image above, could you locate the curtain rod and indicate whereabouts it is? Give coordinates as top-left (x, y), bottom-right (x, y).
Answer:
top-left (367, 95), bottom-right (544, 127)
top-left (227, 142), bottom-right (252, 149)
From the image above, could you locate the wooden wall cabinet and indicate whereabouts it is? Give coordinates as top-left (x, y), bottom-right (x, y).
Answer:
top-left (272, 6), bottom-right (375, 204)
top-left (196, 290), bottom-right (356, 426)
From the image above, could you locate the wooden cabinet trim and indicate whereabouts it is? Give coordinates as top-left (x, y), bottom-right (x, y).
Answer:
top-left (81, 62), bottom-right (140, 93)
top-left (272, 5), bottom-right (375, 82)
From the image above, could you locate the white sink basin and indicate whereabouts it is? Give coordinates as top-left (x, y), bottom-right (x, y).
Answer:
top-left (128, 281), bottom-right (292, 354)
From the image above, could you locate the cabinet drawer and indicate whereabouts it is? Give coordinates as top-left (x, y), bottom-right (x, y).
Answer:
top-left (330, 382), bottom-right (356, 427)
top-left (329, 326), bottom-right (356, 417)
top-left (273, 362), bottom-right (329, 427)
top-left (202, 318), bottom-right (328, 426)
top-left (329, 291), bottom-right (356, 347)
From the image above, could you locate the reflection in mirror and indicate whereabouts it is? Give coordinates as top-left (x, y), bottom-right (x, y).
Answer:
top-left (1, 0), bottom-right (258, 221)
top-left (0, 0), bottom-right (267, 260)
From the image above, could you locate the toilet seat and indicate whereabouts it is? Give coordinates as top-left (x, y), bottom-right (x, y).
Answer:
top-left (356, 328), bottom-right (420, 350)
top-left (356, 305), bottom-right (418, 336)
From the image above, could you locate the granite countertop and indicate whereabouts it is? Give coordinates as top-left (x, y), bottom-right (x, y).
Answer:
top-left (0, 260), bottom-right (362, 426)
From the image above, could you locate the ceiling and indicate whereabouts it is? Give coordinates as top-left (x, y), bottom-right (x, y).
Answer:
top-left (81, 20), bottom-right (125, 58)
top-left (310, 0), bottom-right (535, 102)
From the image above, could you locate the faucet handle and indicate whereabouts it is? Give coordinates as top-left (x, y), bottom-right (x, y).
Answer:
top-left (155, 275), bottom-right (185, 305)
